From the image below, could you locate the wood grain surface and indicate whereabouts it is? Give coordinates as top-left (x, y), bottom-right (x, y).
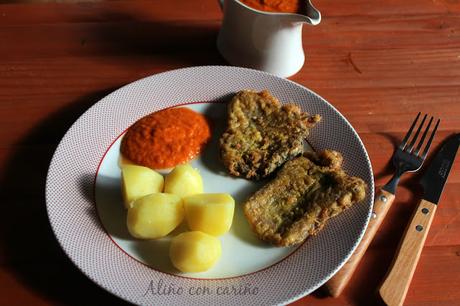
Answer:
top-left (379, 200), bottom-right (438, 306)
top-left (0, 0), bottom-right (459, 305)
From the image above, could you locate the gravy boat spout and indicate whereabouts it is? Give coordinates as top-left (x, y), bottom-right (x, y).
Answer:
top-left (217, 0), bottom-right (322, 77)
top-left (298, 0), bottom-right (321, 25)
top-left (275, 0), bottom-right (321, 25)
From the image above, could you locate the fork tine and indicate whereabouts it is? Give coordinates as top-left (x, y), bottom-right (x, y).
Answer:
top-left (414, 116), bottom-right (433, 156)
top-left (407, 114), bottom-right (427, 152)
top-left (421, 118), bottom-right (440, 159)
top-left (400, 112), bottom-right (421, 149)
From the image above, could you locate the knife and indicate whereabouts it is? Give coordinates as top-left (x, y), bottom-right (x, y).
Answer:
top-left (378, 133), bottom-right (460, 306)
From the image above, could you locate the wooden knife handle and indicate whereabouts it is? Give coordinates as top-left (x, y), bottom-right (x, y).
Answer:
top-left (324, 189), bottom-right (395, 297)
top-left (378, 199), bottom-right (437, 306)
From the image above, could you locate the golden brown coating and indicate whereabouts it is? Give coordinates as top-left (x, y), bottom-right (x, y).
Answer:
top-left (219, 90), bottom-right (320, 180)
top-left (243, 150), bottom-right (367, 247)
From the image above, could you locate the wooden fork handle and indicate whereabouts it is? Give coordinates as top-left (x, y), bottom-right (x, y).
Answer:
top-left (324, 189), bottom-right (395, 297)
top-left (378, 199), bottom-right (437, 306)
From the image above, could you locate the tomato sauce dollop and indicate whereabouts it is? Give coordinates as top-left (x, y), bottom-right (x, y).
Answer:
top-left (120, 107), bottom-right (211, 169)
top-left (239, 0), bottom-right (303, 14)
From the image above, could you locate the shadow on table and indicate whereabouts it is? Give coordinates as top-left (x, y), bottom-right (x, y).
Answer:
top-left (76, 11), bottom-right (226, 67)
top-left (0, 88), bottom-right (130, 305)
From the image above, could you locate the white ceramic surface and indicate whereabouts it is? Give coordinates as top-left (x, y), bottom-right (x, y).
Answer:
top-left (217, 0), bottom-right (321, 78)
top-left (46, 66), bottom-right (373, 306)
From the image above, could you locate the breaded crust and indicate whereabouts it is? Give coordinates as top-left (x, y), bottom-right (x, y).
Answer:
top-left (243, 150), bottom-right (367, 247)
top-left (219, 90), bottom-right (320, 180)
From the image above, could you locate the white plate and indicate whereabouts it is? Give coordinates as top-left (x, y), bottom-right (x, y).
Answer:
top-left (46, 66), bottom-right (374, 305)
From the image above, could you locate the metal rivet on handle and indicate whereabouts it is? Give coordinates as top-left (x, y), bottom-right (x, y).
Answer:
top-left (380, 195), bottom-right (387, 203)
top-left (372, 212), bottom-right (377, 219)
top-left (422, 208), bottom-right (429, 214)
top-left (416, 225), bottom-right (423, 232)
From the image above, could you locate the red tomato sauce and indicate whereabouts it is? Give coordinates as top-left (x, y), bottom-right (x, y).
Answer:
top-left (121, 107), bottom-right (211, 169)
top-left (239, 0), bottom-right (303, 14)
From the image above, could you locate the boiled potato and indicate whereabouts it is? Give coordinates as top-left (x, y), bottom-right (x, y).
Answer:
top-left (121, 165), bottom-right (164, 209)
top-left (164, 165), bottom-right (203, 197)
top-left (169, 231), bottom-right (221, 273)
top-left (184, 193), bottom-right (235, 236)
top-left (127, 193), bottom-right (184, 239)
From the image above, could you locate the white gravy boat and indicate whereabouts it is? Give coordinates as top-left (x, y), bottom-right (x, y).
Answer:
top-left (217, 0), bottom-right (321, 78)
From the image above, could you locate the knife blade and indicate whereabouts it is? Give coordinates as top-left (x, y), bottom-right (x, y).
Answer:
top-left (379, 133), bottom-right (459, 306)
top-left (420, 133), bottom-right (460, 203)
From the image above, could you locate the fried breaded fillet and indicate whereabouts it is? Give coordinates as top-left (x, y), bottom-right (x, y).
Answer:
top-left (243, 150), bottom-right (367, 247)
top-left (219, 90), bottom-right (320, 180)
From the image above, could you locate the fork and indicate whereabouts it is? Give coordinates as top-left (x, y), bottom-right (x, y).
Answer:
top-left (324, 112), bottom-right (439, 297)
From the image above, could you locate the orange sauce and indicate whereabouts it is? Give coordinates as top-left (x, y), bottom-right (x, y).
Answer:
top-left (121, 107), bottom-right (211, 169)
top-left (239, 0), bottom-right (303, 14)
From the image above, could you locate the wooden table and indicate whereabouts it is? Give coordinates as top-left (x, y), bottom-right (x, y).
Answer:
top-left (0, 0), bottom-right (459, 305)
